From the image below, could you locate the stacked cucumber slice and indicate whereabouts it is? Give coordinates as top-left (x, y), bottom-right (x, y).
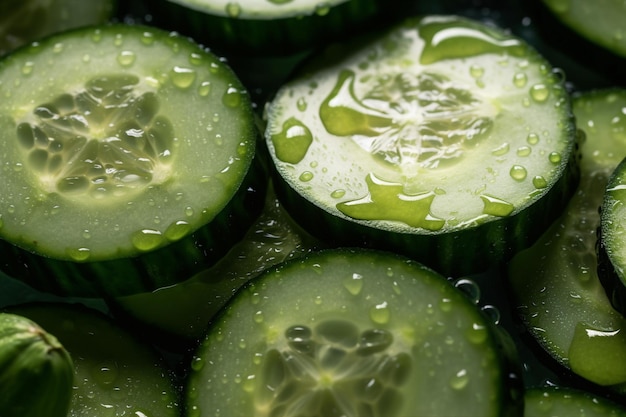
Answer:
top-left (1, 1), bottom-right (626, 416)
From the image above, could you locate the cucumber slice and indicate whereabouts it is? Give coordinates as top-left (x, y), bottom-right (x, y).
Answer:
top-left (524, 386), bottom-right (626, 417)
top-left (264, 15), bottom-right (579, 277)
top-left (147, 0), bottom-right (386, 56)
top-left (508, 89), bottom-right (626, 391)
top-left (0, 24), bottom-right (266, 297)
top-left (0, 0), bottom-right (116, 56)
top-left (3, 302), bottom-right (181, 417)
top-left (186, 248), bottom-right (523, 417)
top-left (540, 0), bottom-right (626, 59)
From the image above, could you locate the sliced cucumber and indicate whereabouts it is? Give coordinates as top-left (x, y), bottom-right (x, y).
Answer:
top-left (3, 302), bottom-right (181, 417)
top-left (186, 248), bottom-right (523, 417)
top-left (147, 0), bottom-right (386, 56)
top-left (540, 0), bottom-right (626, 58)
top-left (508, 89), bottom-right (626, 392)
top-left (264, 15), bottom-right (579, 277)
top-left (524, 386), bottom-right (626, 417)
top-left (0, 0), bottom-right (116, 56)
top-left (0, 24), bottom-right (265, 297)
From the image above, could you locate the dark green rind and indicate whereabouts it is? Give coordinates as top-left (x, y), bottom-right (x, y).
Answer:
top-left (270, 139), bottom-right (580, 278)
top-left (185, 248), bottom-right (524, 417)
top-left (598, 157), bottom-right (626, 317)
top-left (2, 302), bottom-right (181, 417)
top-left (147, 0), bottom-right (388, 57)
top-left (0, 312), bottom-right (74, 417)
top-left (0, 154), bottom-right (267, 298)
top-left (524, 386), bottom-right (626, 417)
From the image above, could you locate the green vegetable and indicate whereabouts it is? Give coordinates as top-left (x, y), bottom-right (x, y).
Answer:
top-left (524, 386), bottom-right (626, 417)
top-left (0, 312), bottom-right (74, 417)
top-left (186, 248), bottom-right (523, 417)
top-left (0, 23), bottom-right (265, 298)
top-left (264, 14), bottom-right (579, 277)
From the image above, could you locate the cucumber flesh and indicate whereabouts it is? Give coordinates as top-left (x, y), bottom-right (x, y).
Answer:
top-left (264, 14), bottom-right (578, 277)
top-left (524, 386), bottom-right (626, 417)
top-left (508, 89), bottom-right (626, 391)
top-left (3, 302), bottom-right (181, 417)
top-left (0, 24), bottom-right (264, 297)
top-left (0, 0), bottom-right (116, 56)
top-left (186, 248), bottom-right (523, 417)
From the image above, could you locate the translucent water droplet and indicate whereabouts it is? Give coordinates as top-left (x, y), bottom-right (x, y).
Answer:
top-left (132, 229), bottom-right (164, 251)
top-left (315, 2), bottom-right (331, 16)
top-left (343, 272), bottom-right (364, 295)
top-left (198, 81), bottom-right (211, 97)
top-left (527, 133), bottom-right (539, 145)
top-left (369, 301), bottom-right (390, 324)
top-left (171, 66), bottom-right (196, 89)
top-left (450, 369), bottom-right (469, 390)
top-left (516, 146), bottom-right (531, 157)
top-left (93, 361), bottom-right (119, 386)
top-left (469, 65), bottom-right (484, 78)
top-left (91, 30), bottom-right (103, 43)
top-left (141, 31), bottom-right (155, 45)
top-left (185, 206), bottom-right (194, 217)
top-left (21, 61), bottom-right (34, 76)
top-left (113, 34), bottom-right (123, 47)
top-left (66, 247), bottom-right (91, 262)
top-left (226, 2), bottom-right (242, 17)
top-left (548, 152), bottom-right (562, 164)
top-left (299, 171), bottom-right (313, 182)
top-left (297, 97), bottom-right (307, 111)
top-left (271, 117), bottom-right (313, 164)
top-left (53, 43), bottom-right (64, 53)
top-left (530, 84), bottom-right (550, 102)
top-left (513, 72), bottom-right (527, 88)
top-left (532, 175), bottom-right (548, 189)
top-left (510, 165), bottom-right (527, 181)
top-left (491, 143), bottom-right (509, 156)
top-left (164, 220), bottom-right (191, 241)
top-left (439, 297), bottom-right (453, 312)
top-left (222, 86), bottom-right (242, 108)
top-left (331, 189), bottom-right (346, 199)
top-left (481, 305), bottom-right (501, 324)
top-left (82, 229), bottom-right (91, 239)
top-left (191, 356), bottom-right (205, 371)
top-left (117, 50), bottom-right (136, 67)
top-left (254, 310), bottom-right (264, 323)
top-left (455, 278), bottom-right (480, 304)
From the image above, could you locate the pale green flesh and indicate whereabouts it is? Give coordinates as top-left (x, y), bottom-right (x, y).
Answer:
top-left (167, 0), bottom-right (347, 19)
top-left (0, 0), bottom-right (115, 55)
top-left (524, 386), bottom-right (626, 417)
top-left (265, 15), bottom-right (574, 234)
top-left (509, 89), bottom-right (626, 389)
top-left (5, 304), bottom-right (180, 417)
top-left (542, 0), bottom-right (626, 57)
top-left (604, 158), bottom-right (626, 289)
top-left (187, 249), bottom-right (508, 417)
top-left (0, 25), bottom-right (256, 261)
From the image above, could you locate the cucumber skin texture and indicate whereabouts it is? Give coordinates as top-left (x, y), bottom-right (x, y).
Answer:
top-left (186, 248), bottom-right (524, 417)
top-left (0, 312), bottom-right (74, 417)
top-left (147, 0), bottom-right (385, 56)
top-left (270, 136), bottom-right (580, 278)
top-left (0, 153), bottom-right (268, 298)
top-left (0, 24), bottom-right (268, 298)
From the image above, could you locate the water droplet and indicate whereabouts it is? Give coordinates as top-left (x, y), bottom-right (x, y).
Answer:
top-left (532, 175), bottom-right (548, 189)
top-left (171, 66), bottom-right (196, 89)
top-left (548, 151), bottom-right (562, 164)
top-left (331, 189), bottom-right (346, 199)
top-left (450, 369), bottom-right (469, 390)
top-left (513, 72), bottom-right (527, 88)
top-left (164, 220), bottom-right (191, 241)
top-left (132, 229), bottom-right (164, 251)
top-left (469, 65), bottom-right (484, 78)
top-left (52, 43), bottom-right (64, 53)
top-left (222, 86), bottom-right (242, 108)
top-left (480, 194), bottom-right (514, 217)
top-left (191, 356), bottom-right (205, 371)
top-left (21, 61), bottom-right (34, 76)
top-left (117, 50), bottom-right (136, 67)
top-left (253, 310), bottom-right (264, 323)
top-left (343, 273), bottom-right (364, 295)
top-left (271, 117), bottom-right (313, 164)
top-left (530, 84), bottom-right (550, 102)
top-left (509, 165), bottom-right (527, 181)
top-left (185, 206), bottom-right (194, 217)
top-left (369, 301), bottom-right (390, 324)
top-left (491, 143), bottom-right (509, 156)
top-left (141, 31), bottom-right (155, 45)
top-left (297, 97), bottom-right (307, 111)
top-left (198, 81), bottom-right (211, 97)
top-left (91, 30), bottom-right (103, 43)
top-left (66, 247), bottom-right (91, 262)
top-left (299, 171), bottom-right (313, 182)
top-left (113, 34), bottom-right (123, 47)
top-left (93, 361), bottom-right (119, 386)
top-left (82, 229), bottom-right (91, 239)
top-left (226, 2), bottom-right (242, 17)
top-left (516, 146), bottom-right (531, 157)
top-left (455, 278), bottom-right (480, 304)
top-left (527, 133), bottom-right (539, 145)
top-left (315, 2), bottom-right (331, 16)
top-left (439, 297), bottom-right (453, 312)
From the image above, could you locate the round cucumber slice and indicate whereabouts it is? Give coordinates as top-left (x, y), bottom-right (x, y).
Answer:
top-left (0, 0), bottom-right (116, 56)
top-left (186, 248), bottom-right (523, 417)
top-left (524, 386), bottom-right (626, 417)
top-left (3, 302), bottom-right (181, 417)
top-left (509, 89), bottom-right (626, 392)
top-left (147, 0), bottom-right (386, 56)
top-left (264, 15), bottom-right (579, 277)
top-left (0, 24), bottom-right (266, 297)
